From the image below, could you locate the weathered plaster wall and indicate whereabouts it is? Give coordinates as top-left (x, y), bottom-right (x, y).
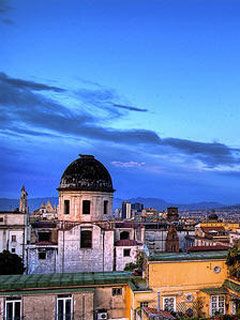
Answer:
top-left (58, 191), bottom-right (113, 222)
top-left (95, 286), bottom-right (128, 320)
top-left (115, 246), bottom-right (140, 271)
top-left (57, 224), bottom-right (114, 273)
top-left (27, 247), bottom-right (58, 274)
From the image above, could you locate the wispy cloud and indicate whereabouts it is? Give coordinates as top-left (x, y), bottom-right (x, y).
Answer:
top-left (0, 1), bottom-right (11, 13)
top-left (0, 0), bottom-right (14, 25)
top-left (161, 137), bottom-right (240, 168)
top-left (0, 73), bottom-right (65, 92)
top-left (111, 161), bottom-right (145, 168)
top-left (75, 88), bottom-right (148, 119)
top-left (1, 72), bottom-right (240, 174)
top-left (112, 103), bottom-right (148, 112)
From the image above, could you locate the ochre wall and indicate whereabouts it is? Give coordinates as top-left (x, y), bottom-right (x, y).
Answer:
top-left (148, 259), bottom-right (227, 290)
top-left (129, 258), bottom-right (228, 318)
top-left (200, 222), bottom-right (239, 231)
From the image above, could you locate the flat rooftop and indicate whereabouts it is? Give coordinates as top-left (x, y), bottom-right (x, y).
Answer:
top-left (0, 272), bottom-right (132, 293)
top-left (148, 250), bottom-right (228, 262)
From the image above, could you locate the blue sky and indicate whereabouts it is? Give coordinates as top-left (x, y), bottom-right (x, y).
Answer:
top-left (1, 0), bottom-right (240, 203)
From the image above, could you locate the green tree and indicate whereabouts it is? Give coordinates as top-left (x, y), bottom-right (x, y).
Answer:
top-left (226, 240), bottom-right (240, 280)
top-left (124, 251), bottom-right (145, 272)
top-left (0, 250), bottom-right (25, 275)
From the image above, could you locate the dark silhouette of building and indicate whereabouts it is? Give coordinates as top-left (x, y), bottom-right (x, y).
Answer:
top-left (166, 207), bottom-right (179, 222)
top-left (131, 202), bottom-right (144, 212)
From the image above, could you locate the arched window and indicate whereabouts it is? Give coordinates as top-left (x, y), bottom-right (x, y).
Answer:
top-left (120, 231), bottom-right (130, 240)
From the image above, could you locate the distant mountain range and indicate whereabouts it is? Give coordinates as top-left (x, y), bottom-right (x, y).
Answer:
top-left (0, 196), bottom-right (232, 212)
top-left (0, 197), bottom-right (58, 212)
top-left (114, 197), bottom-right (226, 211)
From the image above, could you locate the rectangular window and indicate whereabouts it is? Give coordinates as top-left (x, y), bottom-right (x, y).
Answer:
top-left (38, 250), bottom-right (46, 260)
top-left (11, 235), bottom-right (16, 242)
top-left (0, 217), bottom-right (3, 222)
top-left (57, 295), bottom-right (72, 320)
top-left (11, 248), bottom-right (16, 254)
top-left (140, 301), bottom-right (149, 308)
top-left (64, 200), bottom-right (70, 215)
top-left (38, 232), bottom-right (51, 242)
top-left (112, 288), bottom-right (122, 296)
top-left (80, 230), bottom-right (92, 248)
top-left (5, 298), bottom-right (21, 320)
top-left (123, 249), bottom-right (131, 257)
top-left (211, 295), bottom-right (225, 316)
top-left (82, 200), bottom-right (90, 214)
top-left (163, 296), bottom-right (176, 312)
top-left (104, 200), bottom-right (108, 215)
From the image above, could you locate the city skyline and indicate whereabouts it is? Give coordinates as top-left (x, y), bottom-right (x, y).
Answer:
top-left (1, 0), bottom-right (240, 203)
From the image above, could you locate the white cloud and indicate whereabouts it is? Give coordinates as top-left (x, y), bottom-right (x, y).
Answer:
top-left (202, 164), bottom-right (240, 173)
top-left (111, 161), bottom-right (145, 168)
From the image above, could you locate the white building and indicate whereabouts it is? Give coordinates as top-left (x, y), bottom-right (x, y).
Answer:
top-left (0, 186), bottom-right (29, 263)
top-left (229, 229), bottom-right (240, 245)
top-left (27, 154), bottom-right (143, 274)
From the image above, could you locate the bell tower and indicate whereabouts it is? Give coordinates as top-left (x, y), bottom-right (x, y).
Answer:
top-left (19, 185), bottom-right (28, 213)
top-left (165, 225), bottom-right (179, 252)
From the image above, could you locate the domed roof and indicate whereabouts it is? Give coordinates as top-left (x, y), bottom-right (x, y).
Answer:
top-left (58, 155), bottom-right (114, 192)
top-left (208, 213), bottom-right (218, 221)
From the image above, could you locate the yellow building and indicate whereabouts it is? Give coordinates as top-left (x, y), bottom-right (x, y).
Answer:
top-left (128, 250), bottom-right (238, 319)
top-left (199, 222), bottom-right (239, 231)
top-left (194, 222), bottom-right (240, 248)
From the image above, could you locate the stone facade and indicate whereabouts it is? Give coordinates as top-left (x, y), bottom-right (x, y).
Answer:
top-left (0, 211), bottom-right (28, 259)
top-left (115, 244), bottom-right (140, 271)
top-left (0, 288), bottom-right (129, 320)
top-left (96, 287), bottom-right (128, 319)
top-left (58, 191), bottom-right (113, 222)
top-left (24, 156), bottom-right (145, 274)
top-left (27, 219), bottom-right (147, 274)
top-left (0, 272), bottom-right (130, 320)
top-left (0, 290), bottom-right (95, 320)
top-left (57, 223), bottom-right (114, 273)
top-left (27, 245), bottom-right (58, 274)
top-left (144, 229), bottom-right (168, 252)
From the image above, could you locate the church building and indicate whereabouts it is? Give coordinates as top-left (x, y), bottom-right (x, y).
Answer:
top-left (27, 155), bottom-right (143, 274)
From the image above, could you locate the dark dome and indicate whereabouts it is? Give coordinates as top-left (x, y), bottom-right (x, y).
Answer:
top-left (58, 155), bottom-right (114, 192)
top-left (208, 213), bottom-right (218, 221)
